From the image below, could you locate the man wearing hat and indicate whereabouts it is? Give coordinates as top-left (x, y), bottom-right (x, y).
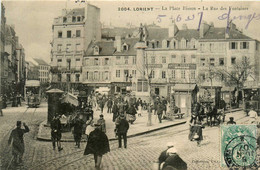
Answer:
top-left (115, 114), bottom-right (129, 148)
top-left (227, 117), bottom-right (236, 125)
top-left (158, 142), bottom-right (174, 170)
top-left (8, 121), bottom-right (30, 164)
top-left (51, 114), bottom-right (63, 151)
top-left (161, 147), bottom-right (187, 170)
top-left (84, 119), bottom-right (110, 169)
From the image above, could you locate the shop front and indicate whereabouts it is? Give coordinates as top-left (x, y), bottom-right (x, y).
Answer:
top-left (111, 82), bottom-right (132, 95)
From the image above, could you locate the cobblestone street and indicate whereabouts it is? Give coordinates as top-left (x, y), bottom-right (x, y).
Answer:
top-left (1, 102), bottom-right (256, 170)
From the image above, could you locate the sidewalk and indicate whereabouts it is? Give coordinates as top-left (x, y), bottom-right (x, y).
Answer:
top-left (37, 107), bottom-right (243, 142)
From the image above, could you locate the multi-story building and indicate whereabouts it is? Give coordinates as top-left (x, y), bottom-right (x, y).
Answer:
top-left (5, 25), bottom-right (17, 86)
top-left (0, 3), bottom-right (7, 96)
top-left (16, 40), bottom-right (26, 95)
top-left (34, 58), bottom-right (50, 83)
top-left (50, 4), bottom-right (101, 91)
top-left (26, 61), bottom-right (39, 81)
top-left (82, 36), bottom-right (137, 94)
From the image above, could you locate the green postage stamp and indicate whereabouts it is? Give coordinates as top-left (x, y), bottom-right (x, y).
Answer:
top-left (221, 125), bottom-right (258, 168)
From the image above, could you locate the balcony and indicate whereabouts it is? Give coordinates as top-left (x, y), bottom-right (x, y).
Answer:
top-left (50, 66), bottom-right (82, 73)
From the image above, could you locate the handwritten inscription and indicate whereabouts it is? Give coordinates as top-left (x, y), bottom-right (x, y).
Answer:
top-left (157, 8), bottom-right (260, 31)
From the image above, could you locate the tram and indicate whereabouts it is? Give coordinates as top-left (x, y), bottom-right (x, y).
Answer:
top-left (25, 80), bottom-right (41, 108)
top-left (243, 86), bottom-right (260, 115)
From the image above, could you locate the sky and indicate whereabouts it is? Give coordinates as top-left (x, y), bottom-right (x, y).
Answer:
top-left (2, 0), bottom-right (260, 64)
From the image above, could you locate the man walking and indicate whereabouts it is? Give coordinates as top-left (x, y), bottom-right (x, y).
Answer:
top-left (116, 114), bottom-right (129, 148)
top-left (8, 121), bottom-right (30, 164)
top-left (107, 98), bottom-right (113, 113)
top-left (97, 114), bottom-right (106, 133)
top-left (84, 120), bottom-right (110, 169)
top-left (71, 114), bottom-right (85, 148)
top-left (157, 101), bottom-right (164, 123)
top-left (51, 115), bottom-right (63, 151)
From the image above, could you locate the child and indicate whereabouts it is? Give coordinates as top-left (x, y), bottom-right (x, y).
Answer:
top-left (137, 104), bottom-right (142, 117)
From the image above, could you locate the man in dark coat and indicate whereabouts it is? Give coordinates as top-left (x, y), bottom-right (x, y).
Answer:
top-left (107, 98), bottom-right (113, 113)
top-left (71, 115), bottom-right (85, 148)
top-left (157, 102), bottom-right (164, 123)
top-left (51, 115), bottom-right (63, 151)
top-left (112, 103), bottom-right (119, 122)
top-left (8, 121), bottom-right (30, 164)
top-left (116, 114), bottom-right (129, 148)
top-left (162, 148), bottom-right (187, 170)
top-left (84, 121), bottom-right (110, 169)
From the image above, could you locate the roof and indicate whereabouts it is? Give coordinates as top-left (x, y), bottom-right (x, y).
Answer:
top-left (174, 29), bottom-right (199, 41)
top-left (202, 27), bottom-right (252, 40)
top-left (34, 58), bottom-right (49, 65)
top-left (102, 27), bottom-right (136, 39)
top-left (114, 38), bottom-right (138, 56)
top-left (46, 88), bottom-right (64, 93)
top-left (86, 41), bottom-right (115, 56)
top-left (172, 84), bottom-right (197, 91)
top-left (66, 8), bottom-right (84, 17)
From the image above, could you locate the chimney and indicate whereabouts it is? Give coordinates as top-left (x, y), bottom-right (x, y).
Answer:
top-left (168, 20), bottom-right (179, 38)
top-left (115, 36), bottom-right (122, 52)
top-left (199, 21), bottom-right (210, 38)
top-left (182, 24), bottom-right (188, 30)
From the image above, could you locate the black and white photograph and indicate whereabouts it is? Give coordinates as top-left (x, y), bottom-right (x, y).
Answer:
top-left (0, 0), bottom-right (260, 169)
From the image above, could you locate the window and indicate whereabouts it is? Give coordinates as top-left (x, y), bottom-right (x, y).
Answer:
top-left (231, 57), bottom-right (236, 64)
top-left (104, 58), bottom-right (109, 65)
top-left (162, 56), bottom-right (166, 63)
top-left (57, 44), bottom-right (62, 52)
top-left (63, 17), bottom-right (67, 23)
top-left (58, 31), bottom-right (62, 38)
top-left (76, 30), bottom-right (81, 37)
top-left (94, 58), bottom-right (99, 65)
top-left (137, 81), bottom-right (142, 92)
top-left (219, 58), bottom-right (224, 66)
top-left (132, 56), bottom-right (136, 64)
top-left (151, 70), bottom-right (155, 78)
top-left (66, 74), bottom-right (71, 82)
top-left (67, 59), bottom-right (71, 70)
top-left (171, 55), bottom-right (176, 62)
top-left (67, 31), bottom-right (71, 38)
top-left (72, 16), bottom-right (76, 22)
top-left (57, 59), bottom-right (62, 62)
top-left (210, 58), bottom-right (215, 66)
top-left (151, 56), bottom-right (155, 64)
top-left (66, 44), bottom-right (71, 52)
top-left (190, 70), bottom-right (196, 79)
top-left (116, 70), bottom-right (120, 77)
top-left (152, 42), bottom-right (155, 48)
top-left (94, 46), bottom-right (99, 55)
top-left (171, 70), bottom-right (175, 79)
top-left (76, 58), bottom-right (80, 62)
top-left (181, 55), bottom-right (186, 63)
top-left (181, 70), bottom-right (185, 79)
top-left (210, 43), bottom-right (214, 52)
top-left (143, 81), bottom-right (148, 92)
top-left (94, 71), bottom-right (98, 80)
top-left (85, 58), bottom-right (89, 65)
top-left (86, 72), bottom-right (89, 80)
top-left (132, 70), bottom-right (136, 77)
top-left (58, 74), bottom-right (62, 82)
top-left (116, 56), bottom-right (121, 65)
top-left (77, 16), bottom-right (81, 22)
top-left (230, 42), bottom-right (238, 49)
top-left (200, 58), bottom-right (206, 66)
top-left (75, 74), bottom-right (80, 82)
top-left (124, 56), bottom-right (129, 65)
top-left (75, 44), bottom-right (81, 51)
top-left (181, 39), bottom-right (186, 49)
top-left (162, 71), bottom-right (166, 79)
top-left (123, 44), bottom-right (128, 51)
top-left (240, 42), bottom-right (249, 49)
top-left (104, 71), bottom-right (109, 80)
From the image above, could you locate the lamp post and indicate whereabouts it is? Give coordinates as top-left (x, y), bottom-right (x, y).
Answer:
top-left (147, 73), bottom-right (152, 126)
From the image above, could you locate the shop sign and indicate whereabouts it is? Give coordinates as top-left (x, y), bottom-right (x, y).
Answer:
top-left (168, 63), bottom-right (196, 69)
top-left (148, 64), bottom-right (163, 68)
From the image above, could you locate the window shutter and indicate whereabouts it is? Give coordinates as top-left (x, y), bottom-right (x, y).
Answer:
top-left (240, 42), bottom-right (243, 49)
top-left (246, 42), bottom-right (249, 49)
top-left (229, 42), bottom-right (232, 49)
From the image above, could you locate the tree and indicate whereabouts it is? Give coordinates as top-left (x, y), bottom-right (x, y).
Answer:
top-left (215, 57), bottom-right (254, 107)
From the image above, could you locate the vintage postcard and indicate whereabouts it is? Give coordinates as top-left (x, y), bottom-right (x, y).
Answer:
top-left (0, 0), bottom-right (259, 170)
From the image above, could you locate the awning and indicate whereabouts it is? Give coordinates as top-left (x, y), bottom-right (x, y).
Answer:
top-left (221, 86), bottom-right (236, 92)
top-left (25, 80), bottom-right (40, 87)
top-left (172, 84), bottom-right (197, 91)
top-left (95, 87), bottom-right (110, 93)
top-left (46, 88), bottom-right (64, 93)
top-left (61, 93), bottom-right (78, 106)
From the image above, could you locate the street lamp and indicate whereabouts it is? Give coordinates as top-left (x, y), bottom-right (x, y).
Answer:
top-left (147, 73), bottom-right (152, 126)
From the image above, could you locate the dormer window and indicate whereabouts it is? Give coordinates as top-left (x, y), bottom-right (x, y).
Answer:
top-left (146, 41), bottom-right (149, 47)
top-left (63, 17), bottom-right (67, 23)
top-left (123, 43), bottom-right (128, 51)
top-left (94, 46), bottom-right (99, 55)
top-left (152, 42), bottom-right (155, 49)
top-left (77, 16), bottom-right (81, 22)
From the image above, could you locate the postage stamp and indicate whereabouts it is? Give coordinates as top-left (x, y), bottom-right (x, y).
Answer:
top-left (221, 125), bottom-right (258, 168)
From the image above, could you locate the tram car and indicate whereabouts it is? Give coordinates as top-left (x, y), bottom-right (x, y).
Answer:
top-left (243, 86), bottom-right (260, 115)
top-left (25, 80), bottom-right (41, 108)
